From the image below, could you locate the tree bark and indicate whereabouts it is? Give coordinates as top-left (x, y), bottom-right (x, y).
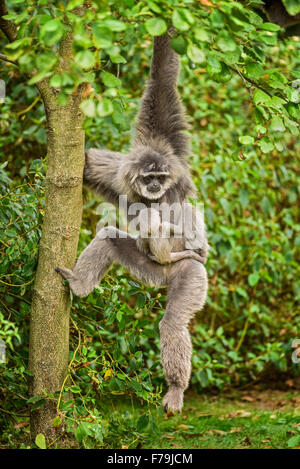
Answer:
top-left (0, 0), bottom-right (17, 42)
top-left (28, 79), bottom-right (85, 443)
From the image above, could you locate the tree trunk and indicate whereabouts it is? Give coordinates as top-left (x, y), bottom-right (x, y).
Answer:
top-left (28, 81), bottom-right (85, 443)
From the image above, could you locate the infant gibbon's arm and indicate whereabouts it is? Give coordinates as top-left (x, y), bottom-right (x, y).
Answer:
top-left (149, 250), bottom-right (206, 264)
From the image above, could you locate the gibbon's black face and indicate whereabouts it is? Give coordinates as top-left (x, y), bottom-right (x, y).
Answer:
top-left (134, 153), bottom-right (172, 200)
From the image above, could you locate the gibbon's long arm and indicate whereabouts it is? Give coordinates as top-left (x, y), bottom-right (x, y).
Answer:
top-left (83, 148), bottom-right (124, 205)
top-left (134, 31), bottom-right (190, 160)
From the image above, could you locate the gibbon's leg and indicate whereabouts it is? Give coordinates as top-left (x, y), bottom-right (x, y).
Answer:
top-left (56, 227), bottom-right (169, 297)
top-left (160, 258), bottom-right (208, 412)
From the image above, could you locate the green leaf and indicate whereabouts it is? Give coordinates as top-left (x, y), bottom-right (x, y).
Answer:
top-left (180, 8), bottom-right (195, 25)
top-left (254, 124), bottom-right (266, 134)
top-left (101, 72), bottom-right (121, 88)
top-left (239, 135), bottom-right (254, 145)
top-left (109, 52), bottom-right (126, 64)
top-left (253, 32), bottom-right (277, 46)
top-left (50, 74), bottom-right (62, 88)
top-left (248, 273), bottom-right (259, 286)
top-left (207, 54), bottom-right (222, 76)
top-left (210, 10), bottom-right (224, 28)
top-left (116, 310), bottom-right (123, 322)
top-left (282, 0), bottom-right (300, 16)
top-left (97, 98), bottom-right (113, 117)
top-left (216, 33), bottom-right (236, 52)
top-left (286, 86), bottom-right (300, 104)
top-left (245, 62), bottom-right (264, 79)
top-left (35, 433), bottom-right (46, 449)
top-left (253, 89), bottom-right (270, 105)
top-left (287, 103), bottom-right (300, 120)
top-left (28, 71), bottom-right (51, 86)
top-left (212, 62), bottom-right (232, 83)
top-left (137, 413), bottom-right (150, 432)
top-left (239, 189), bottom-right (249, 209)
top-left (283, 117), bottom-right (299, 136)
top-left (172, 10), bottom-right (189, 31)
top-left (262, 196), bottom-right (272, 214)
top-left (80, 99), bottom-right (96, 118)
top-left (3, 9), bottom-right (27, 25)
top-left (270, 116), bottom-right (285, 132)
top-left (287, 435), bottom-right (300, 448)
top-left (269, 96), bottom-right (286, 109)
top-left (92, 22), bottom-right (113, 48)
top-left (258, 138), bottom-right (274, 153)
top-left (36, 52), bottom-right (57, 72)
top-left (4, 37), bottom-right (31, 60)
top-left (236, 287), bottom-right (248, 299)
top-left (147, 1), bottom-right (162, 14)
top-left (66, 0), bottom-right (84, 10)
top-left (31, 398), bottom-right (46, 410)
top-left (259, 22), bottom-right (281, 32)
top-left (254, 105), bottom-right (267, 124)
top-left (52, 415), bottom-right (62, 427)
top-left (194, 28), bottom-right (209, 42)
top-left (187, 44), bottom-right (205, 64)
top-left (70, 385), bottom-right (81, 393)
top-left (75, 422), bottom-right (91, 443)
top-left (74, 51), bottom-right (95, 70)
top-left (18, 52), bottom-right (35, 73)
top-left (40, 19), bottom-right (64, 46)
top-left (104, 19), bottom-right (126, 31)
top-left (145, 18), bottom-right (167, 36)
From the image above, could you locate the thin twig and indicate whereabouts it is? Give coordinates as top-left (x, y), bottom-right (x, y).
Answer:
top-left (17, 95), bottom-right (41, 115)
top-left (0, 53), bottom-right (17, 65)
top-left (230, 65), bottom-right (284, 100)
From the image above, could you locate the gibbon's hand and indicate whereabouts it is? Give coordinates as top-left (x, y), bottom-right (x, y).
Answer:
top-left (148, 254), bottom-right (164, 264)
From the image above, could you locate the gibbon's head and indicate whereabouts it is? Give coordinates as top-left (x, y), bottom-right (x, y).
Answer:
top-left (132, 151), bottom-right (174, 200)
top-left (121, 140), bottom-right (194, 202)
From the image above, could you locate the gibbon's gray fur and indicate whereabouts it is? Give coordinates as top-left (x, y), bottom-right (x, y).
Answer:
top-left (57, 31), bottom-right (209, 413)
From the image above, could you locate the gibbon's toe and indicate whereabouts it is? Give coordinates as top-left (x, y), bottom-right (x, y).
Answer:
top-left (162, 387), bottom-right (184, 413)
top-left (55, 267), bottom-right (74, 282)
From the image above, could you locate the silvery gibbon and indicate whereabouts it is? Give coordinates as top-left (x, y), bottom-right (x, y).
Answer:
top-left (56, 30), bottom-right (209, 413)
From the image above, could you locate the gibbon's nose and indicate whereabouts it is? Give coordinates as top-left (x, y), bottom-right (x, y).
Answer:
top-left (148, 183), bottom-right (160, 193)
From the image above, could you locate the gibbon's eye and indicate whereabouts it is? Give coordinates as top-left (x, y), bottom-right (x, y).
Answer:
top-left (143, 176), bottom-right (152, 185)
top-left (158, 175), bottom-right (166, 184)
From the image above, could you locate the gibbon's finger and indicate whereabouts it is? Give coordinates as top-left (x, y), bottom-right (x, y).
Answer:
top-left (148, 254), bottom-right (161, 264)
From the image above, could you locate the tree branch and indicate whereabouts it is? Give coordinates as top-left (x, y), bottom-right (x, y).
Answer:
top-left (229, 65), bottom-right (274, 98)
top-left (0, 52), bottom-right (17, 65)
top-left (0, 0), bottom-right (17, 42)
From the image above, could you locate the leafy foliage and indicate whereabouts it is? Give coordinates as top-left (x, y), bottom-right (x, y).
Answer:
top-left (2, 0), bottom-right (299, 146)
top-left (0, 0), bottom-right (299, 449)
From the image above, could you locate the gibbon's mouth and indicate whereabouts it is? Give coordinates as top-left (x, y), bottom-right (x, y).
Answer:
top-left (144, 190), bottom-right (165, 200)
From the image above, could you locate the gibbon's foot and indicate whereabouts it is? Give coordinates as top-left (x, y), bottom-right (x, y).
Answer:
top-left (55, 266), bottom-right (73, 280)
top-left (162, 386), bottom-right (184, 413)
top-left (55, 267), bottom-right (90, 298)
